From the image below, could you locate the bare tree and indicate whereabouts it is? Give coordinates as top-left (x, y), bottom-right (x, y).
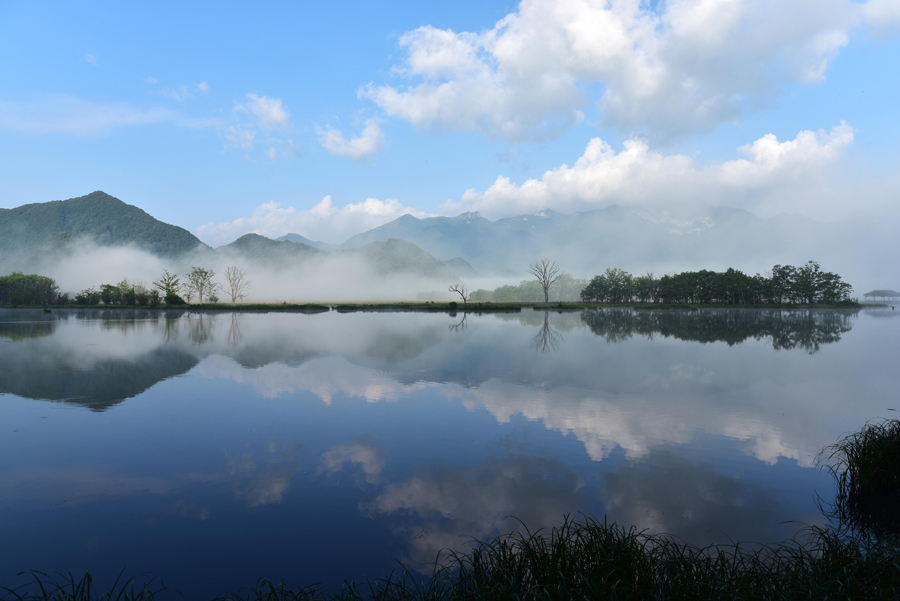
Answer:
top-left (186, 267), bottom-right (217, 304)
top-left (528, 259), bottom-right (563, 303)
top-left (448, 283), bottom-right (470, 306)
top-left (224, 265), bottom-right (252, 303)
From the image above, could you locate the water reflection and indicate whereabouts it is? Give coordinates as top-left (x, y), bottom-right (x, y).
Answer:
top-left (581, 308), bottom-right (856, 353)
top-left (1, 308), bottom-right (896, 597)
top-left (362, 455), bottom-right (586, 571)
top-left (532, 312), bottom-right (563, 353)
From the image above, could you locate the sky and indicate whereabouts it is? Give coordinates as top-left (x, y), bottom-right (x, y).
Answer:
top-left (1, 0), bottom-right (898, 247)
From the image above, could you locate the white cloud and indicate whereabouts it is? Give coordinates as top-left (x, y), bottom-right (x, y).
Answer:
top-left (194, 195), bottom-right (433, 246)
top-left (265, 146), bottom-right (277, 161)
top-left (317, 119), bottom-right (384, 160)
top-left (224, 125), bottom-right (256, 149)
top-left (145, 76), bottom-right (158, 84)
top-left (320, 439), bottom-right (385, 482)
top-left (83, 53), bottom-right (97, 65)
top-left (161, 85), bottom-right (193, 102)
top-left (196, 81), bottom-right (210, 94)
top-left (0, 95), bottom-right (174, 136)
top-left (444, 123), bottom-right (855, 218)
top-left (236, 93), bottom-right (290, 130)
top-left (863, 0), bottom-right (900, 37)
top-left (363, 0), bottom-right (862, 140)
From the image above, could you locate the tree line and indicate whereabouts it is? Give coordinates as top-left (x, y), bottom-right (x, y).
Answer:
top-left (580, 262), bottom-right (853, 305)
top-left (0, 272), bottom-right (61, 306)
top-left (0, 266), bottom-right (252, 307)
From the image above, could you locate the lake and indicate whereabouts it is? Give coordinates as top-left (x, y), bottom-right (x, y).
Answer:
top-left (1, 307), bottom-right (897, 598)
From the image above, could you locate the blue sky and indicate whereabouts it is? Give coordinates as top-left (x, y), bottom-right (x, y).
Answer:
top-left (1, 0), bottom-right (898, 246)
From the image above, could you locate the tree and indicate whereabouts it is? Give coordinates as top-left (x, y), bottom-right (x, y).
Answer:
top-left (448, 283), bottom-right (470, 306)
top-left (186, 267), bottom-right (217, 304)
top-left (528, 259), bottom-right (563, 303)
top-left (153, 270), bottom-right (184, 304)
top-left (224, 265), bottom-right (251, 303)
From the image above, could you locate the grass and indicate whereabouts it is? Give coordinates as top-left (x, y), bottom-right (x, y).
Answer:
top-left (819, 418), bottom-right (900, 538)
top-left (0, 570), bottom-right (166, 601)
top-left (5, 421), bottom-right (900, 600)
top-left (4, 518), bottom-right (898, 600)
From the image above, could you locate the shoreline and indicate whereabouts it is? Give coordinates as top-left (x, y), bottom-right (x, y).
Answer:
top-left (0, 301), bottom-right (869, 313)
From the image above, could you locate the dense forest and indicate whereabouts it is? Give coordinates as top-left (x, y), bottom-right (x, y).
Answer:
top-left (580, 262), bottom-right (853, 305)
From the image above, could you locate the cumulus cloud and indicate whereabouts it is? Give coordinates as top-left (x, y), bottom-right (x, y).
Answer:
top-left (317, 119), bottom-right (384, 160)
top-left (0, 95), bottom-right (174, 136)
top-left (444, 123), bottom-right (855, 218)
top-left (196, 81), bottom-right (210, 94)
top-left (363, 0), bottom-right (863, 140)
top-left (864, 0), bottom-right (900, 37)
top-left (195, 195), bottom-right (433, 246)
top-left (320, 439), bottom-right (385, 482)
top-left (236, 93), bottom-right (290, 130)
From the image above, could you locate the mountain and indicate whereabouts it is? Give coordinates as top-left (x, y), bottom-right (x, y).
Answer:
top-left (338, 238), bottom-right (468, 281)
top-left (276, 233), bottom-right (334, 250)
top-left (0, 191), bottom-right (207, 258)
top-left (217, 233), bottom-right (322, 266)
top-left (336, 205), bottom-right (897, 285)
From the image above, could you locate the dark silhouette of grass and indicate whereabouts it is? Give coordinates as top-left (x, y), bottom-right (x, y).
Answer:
top-left (820, 418), bottom-right (900, 538)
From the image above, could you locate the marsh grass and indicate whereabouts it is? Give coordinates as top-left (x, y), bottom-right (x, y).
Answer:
top-left (0, 571), bottom-right (166, 601)
top-left (5, 519), bottom-right (898, 601)
top-left (820, 418), bottom-right (900, 538)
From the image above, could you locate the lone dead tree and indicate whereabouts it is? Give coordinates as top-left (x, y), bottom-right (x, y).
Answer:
top-left (224, 265), bottom-right (251, 303)
top-left (449, 283), bottom-right (470, 306)
top-left (528, 259), bottom-right (562, 303)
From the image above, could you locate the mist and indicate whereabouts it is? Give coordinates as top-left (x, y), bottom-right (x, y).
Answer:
top-left (0, 239), bottom-right (480, 303)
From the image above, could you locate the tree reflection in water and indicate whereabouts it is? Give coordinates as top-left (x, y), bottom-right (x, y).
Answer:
top-left (448, 313), bottom-right (467, 332)
top-left (532, 312), bottom-right (563, 353)
top-left (228, 312), bottom-right (243, 347)
top-left (581, 308), bottom-right (857, 353)
top-left (188, 313), bottom-right (216, 346)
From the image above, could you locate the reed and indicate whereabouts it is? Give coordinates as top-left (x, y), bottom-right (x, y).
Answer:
top-left (820, 418), bottom-right (900, 538)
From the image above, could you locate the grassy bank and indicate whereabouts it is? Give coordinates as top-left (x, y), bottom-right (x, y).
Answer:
top-left (18, 301), bottom-right (862, 314)
top-left (3, 518), bottom-right (898, 600)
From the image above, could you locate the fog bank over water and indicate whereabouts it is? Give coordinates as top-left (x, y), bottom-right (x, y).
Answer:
top-left (0, 239), bottom-right (484, 302)
top-left (3, 206), bottom-right (898, 301)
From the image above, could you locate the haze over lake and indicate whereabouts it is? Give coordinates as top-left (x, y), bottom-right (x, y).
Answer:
top-left (2, 307), bottom-right (897, 598)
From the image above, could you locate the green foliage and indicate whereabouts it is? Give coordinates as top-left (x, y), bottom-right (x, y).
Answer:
top-left (152, 270), bottom-right (181, 298)
top-left (75, 288), bottom-right (101, 305)
top-left (0, 191), bottom-right (205, 258)
top-left (0, 272), bottom-right (59, 306)
top-left (581, 261), bottom-right (853, 305)
top-left (185, 267), bottom-right (217, 304)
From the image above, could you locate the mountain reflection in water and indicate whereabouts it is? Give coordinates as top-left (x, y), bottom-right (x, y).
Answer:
top-left (1, 307), bottom-right (896, 597)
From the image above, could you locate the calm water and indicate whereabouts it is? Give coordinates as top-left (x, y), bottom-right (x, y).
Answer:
top-left (1, 307), bottom-right (897, 597)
